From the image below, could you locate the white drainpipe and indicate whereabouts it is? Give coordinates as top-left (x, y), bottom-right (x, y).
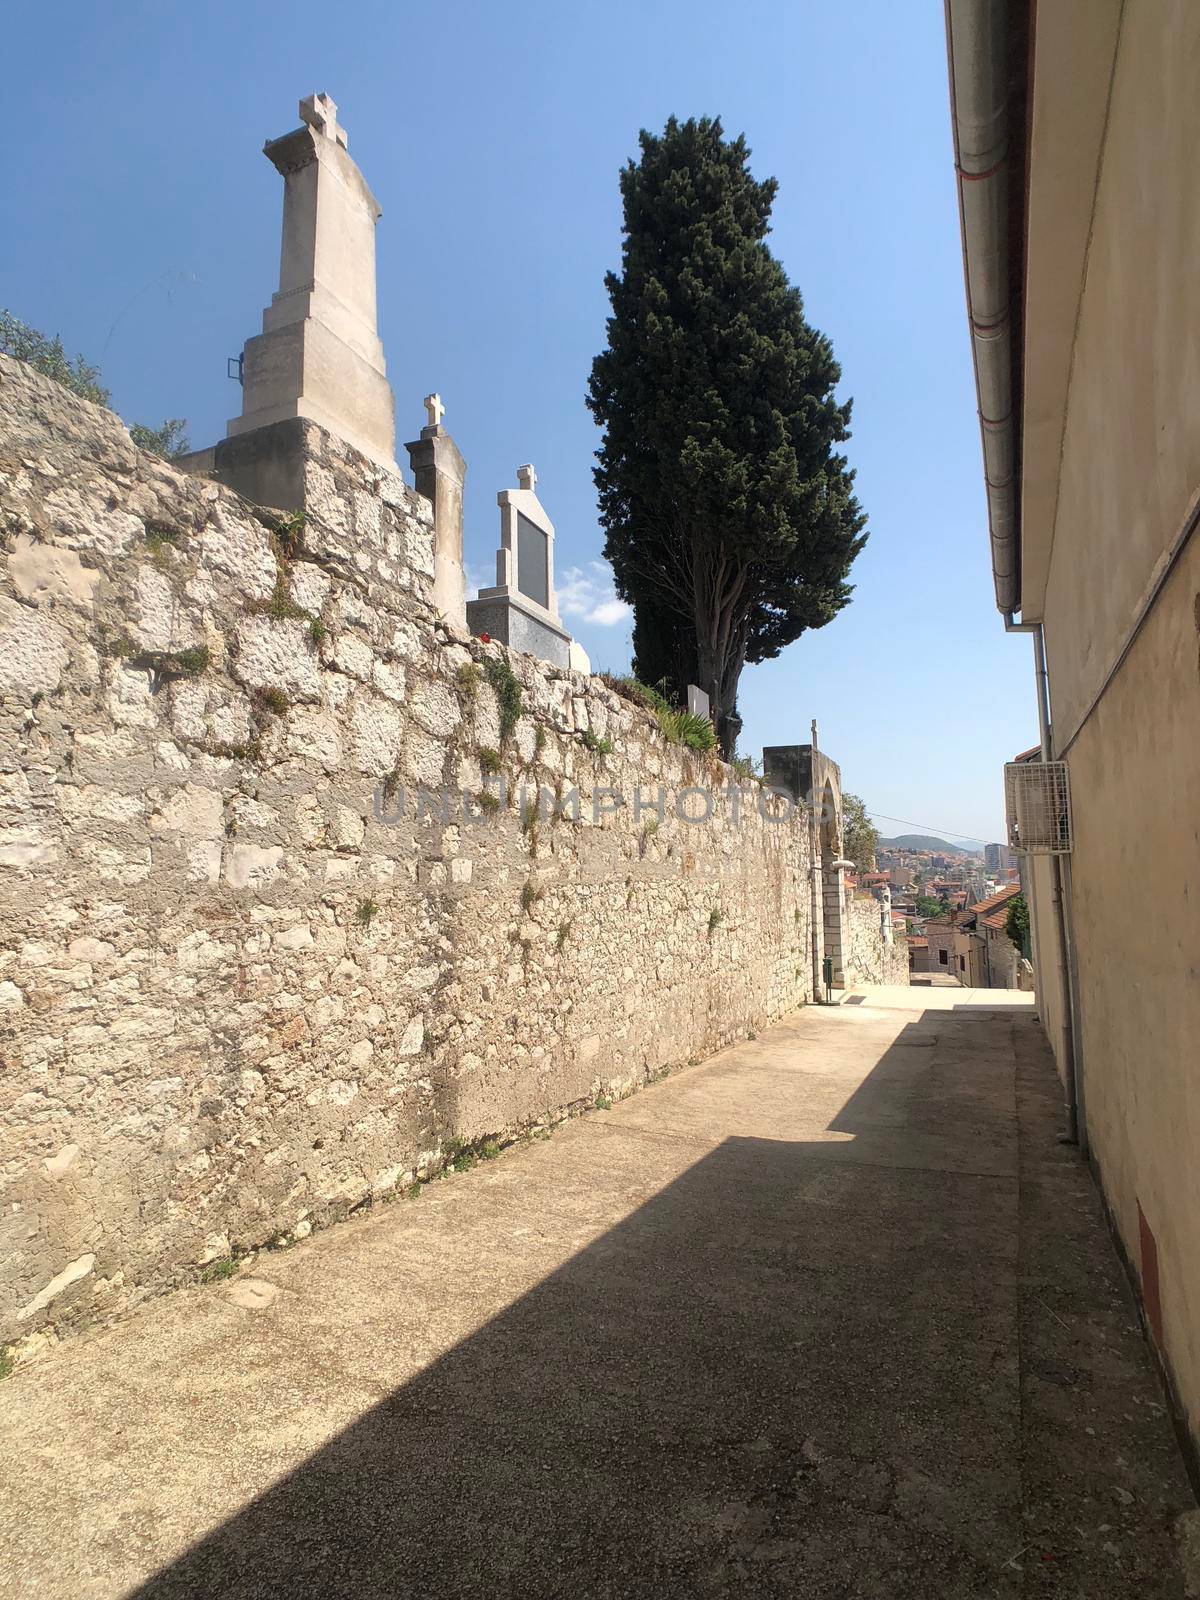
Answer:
top-left (946, 0), bottom-right (1018, 612)
top-left (948, 1), bottom-right (1085, 1145)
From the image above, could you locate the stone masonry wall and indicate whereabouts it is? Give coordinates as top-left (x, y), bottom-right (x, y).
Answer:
top-left (846, 895), bottom-right (909, 987)
top-left (0, 357), bottom-right (892, 1348)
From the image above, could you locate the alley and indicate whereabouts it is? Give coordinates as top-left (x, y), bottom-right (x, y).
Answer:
top-left (1, 996), bottom-right (1194, 1598)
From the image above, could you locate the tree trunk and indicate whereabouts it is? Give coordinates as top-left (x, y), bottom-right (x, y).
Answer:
top-left (694, 556), bottom-right (749, 760)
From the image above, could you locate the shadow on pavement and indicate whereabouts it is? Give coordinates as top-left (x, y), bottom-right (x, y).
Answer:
top-left (123, 1017), bottom-right (1184, 1599)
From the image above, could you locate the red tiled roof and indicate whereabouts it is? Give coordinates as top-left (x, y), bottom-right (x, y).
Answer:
top-left (958, 884), bottom-right (1021, 929)
top-left (1013, 744), bottom-right (1040, 763)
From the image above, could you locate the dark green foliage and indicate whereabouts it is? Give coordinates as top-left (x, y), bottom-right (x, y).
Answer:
top-left (657, 708), bottom-right (716, 753)
top-left (355, 897), bottom-right (380, 928)
top-left (1005, 892), bottom-right (1030, 954)
top-left (254, 686), bottom-right (290, 716)
top-left (457, 662), bottom-right (481, 702)
top-left (144, 522), bottom-right (184, 556)
top-left (273, 511), bottom-right (306, 559)
top-left (248, 576), bottom-right (310, 623)
top-left (169, 647), bottom-right (209, 676)
top-left (479, 747), bottom-right (502, 776)
top-left (599, 674), bottom-right (671, 717)
top-left (2, 310), bottom-right (188, 453)
top-left (199, 1257), bottom-right (238, 1284)
top-left (598, 673), bottom-right (713, 749)
top-left (913, 894), bottom-right (952, 921)
top-left (587, 118), bottom-right (868, 755)
top-left (484, 655), bottom-right (523, 744)
top-left (1, 309), bottom-right (108, 403)
top-left (580, 728), bottom-right (614, 756)
top-left (442, 1136), bottom-right (496, 1175)
top-left (129, 418), bottom-right (190, 460)
top-left (120, 644), bottom-right (209, 683)
top-left (842, 794), bottom-right (880, 874)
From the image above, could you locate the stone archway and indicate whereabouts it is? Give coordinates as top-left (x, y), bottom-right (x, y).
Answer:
top-left (761, 741), bottom-right (849, 1002)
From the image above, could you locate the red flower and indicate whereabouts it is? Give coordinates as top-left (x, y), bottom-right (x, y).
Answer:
top-left (479, 632), bottom-right (491, 643)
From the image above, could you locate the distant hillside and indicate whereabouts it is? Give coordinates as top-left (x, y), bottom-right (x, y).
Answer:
top-left (878, 834), bottom-right (982, 855)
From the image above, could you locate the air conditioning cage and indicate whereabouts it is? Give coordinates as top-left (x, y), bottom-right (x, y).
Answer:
top-left (1004, 760), bottom-right (1072, 854)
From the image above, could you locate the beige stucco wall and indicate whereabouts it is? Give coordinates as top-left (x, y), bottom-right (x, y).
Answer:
top-left (1036, 0), bottom-right (1200, 745)
top-left (1024, 0), bottom-right (1200, 1447)
top-left (1063, 533), bottom-right (1200, 1444)
top-left (1022, 855), bottom-right (1067, 1089)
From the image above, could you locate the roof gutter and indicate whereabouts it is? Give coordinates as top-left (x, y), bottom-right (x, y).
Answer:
top-left (946, 0), bottom-right (1021, 613)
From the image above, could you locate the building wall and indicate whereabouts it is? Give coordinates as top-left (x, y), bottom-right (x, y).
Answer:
top-left (983, 923), bottom-right (1019, 990)
top-left (1027, 0), bottom-right (1200, 1448)
top-left (1059, 533), bottom-right (1200, 1447)
top-left (925, 922), bottom-right (956, 979)
top-left (0, 360), bottom-right (899, 1351)
top-left (1021, 855), bottom-right (1067, 1087)
top-left (1039, 0), bottom-right (1200, 748)
top-left (951, 930), bottom-right (982, 988)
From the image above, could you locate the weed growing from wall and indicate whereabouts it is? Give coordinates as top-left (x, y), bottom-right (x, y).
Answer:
top-left (485, 655), bottom-right (522, 744)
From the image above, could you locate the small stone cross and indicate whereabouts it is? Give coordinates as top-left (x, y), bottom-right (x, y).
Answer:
top-left (423, 392), bottom-right (445, 428)
top-left (300, 92), bottom-right (347, 149)
top-left (517, 463), bottom-right (537, 491)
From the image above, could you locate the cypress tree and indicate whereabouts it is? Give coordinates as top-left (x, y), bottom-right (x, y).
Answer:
top-left (587, 116), bottom-right (867, 756)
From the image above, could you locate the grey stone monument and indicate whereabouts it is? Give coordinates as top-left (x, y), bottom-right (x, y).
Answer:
top-left (467, 465), bottom-right (572, 669)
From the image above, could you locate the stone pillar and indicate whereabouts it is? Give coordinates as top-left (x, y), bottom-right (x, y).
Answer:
top-left (226, 93), bottom-right (396, 470)
top-left (405, 394), bottom-right (466, 630)
top-left (824, 866), bottom-right (847, 985)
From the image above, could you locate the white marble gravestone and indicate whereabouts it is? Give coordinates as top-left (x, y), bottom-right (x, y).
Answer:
top-left (226, 93), bottom-right (396, 468)
top-left (467, 464), bottom-right (572, 669)
top-left (687, 684), bottom-right (711, 720)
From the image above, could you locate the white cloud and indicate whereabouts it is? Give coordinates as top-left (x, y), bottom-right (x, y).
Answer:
top-left (589, 598), bottom-right (631, 626)
top-left (464, 563), bottom-right (491, 601)
top-left (557, 562), bottom-right (631, 627)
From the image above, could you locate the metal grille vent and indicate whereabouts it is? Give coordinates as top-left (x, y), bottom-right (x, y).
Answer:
top-left (1004, 761), bottom-right (1072, 854)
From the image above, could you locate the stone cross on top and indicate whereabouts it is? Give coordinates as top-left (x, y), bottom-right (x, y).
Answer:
top-left (423, 392), bottom-right (445, 428)
top-left (517, 463), bottom-right (537, 491)
top-left (299, 92), bottom-right (347, 149)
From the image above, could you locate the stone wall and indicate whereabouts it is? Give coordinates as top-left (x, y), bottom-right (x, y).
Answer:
top-left (0, 357), bottom-right (901, 1349)
top-left (845, 895), bottom-right (909, 987)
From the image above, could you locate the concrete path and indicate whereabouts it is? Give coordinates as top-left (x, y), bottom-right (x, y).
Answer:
top-left (1, 995), bottom-right (1194, 1598)
top-left (843, 982), bottom-right (1037, 1011)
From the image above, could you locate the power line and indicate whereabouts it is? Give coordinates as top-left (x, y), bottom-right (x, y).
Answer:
top-left (865, 811), bottom-right (992, 844)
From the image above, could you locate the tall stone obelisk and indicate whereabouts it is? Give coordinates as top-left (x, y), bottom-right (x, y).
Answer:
top-left (226, 93), bottom-right (396, 469)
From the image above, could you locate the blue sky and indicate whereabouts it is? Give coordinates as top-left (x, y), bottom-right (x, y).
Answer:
top-left (5, 0), bottom-right (1035, 842)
